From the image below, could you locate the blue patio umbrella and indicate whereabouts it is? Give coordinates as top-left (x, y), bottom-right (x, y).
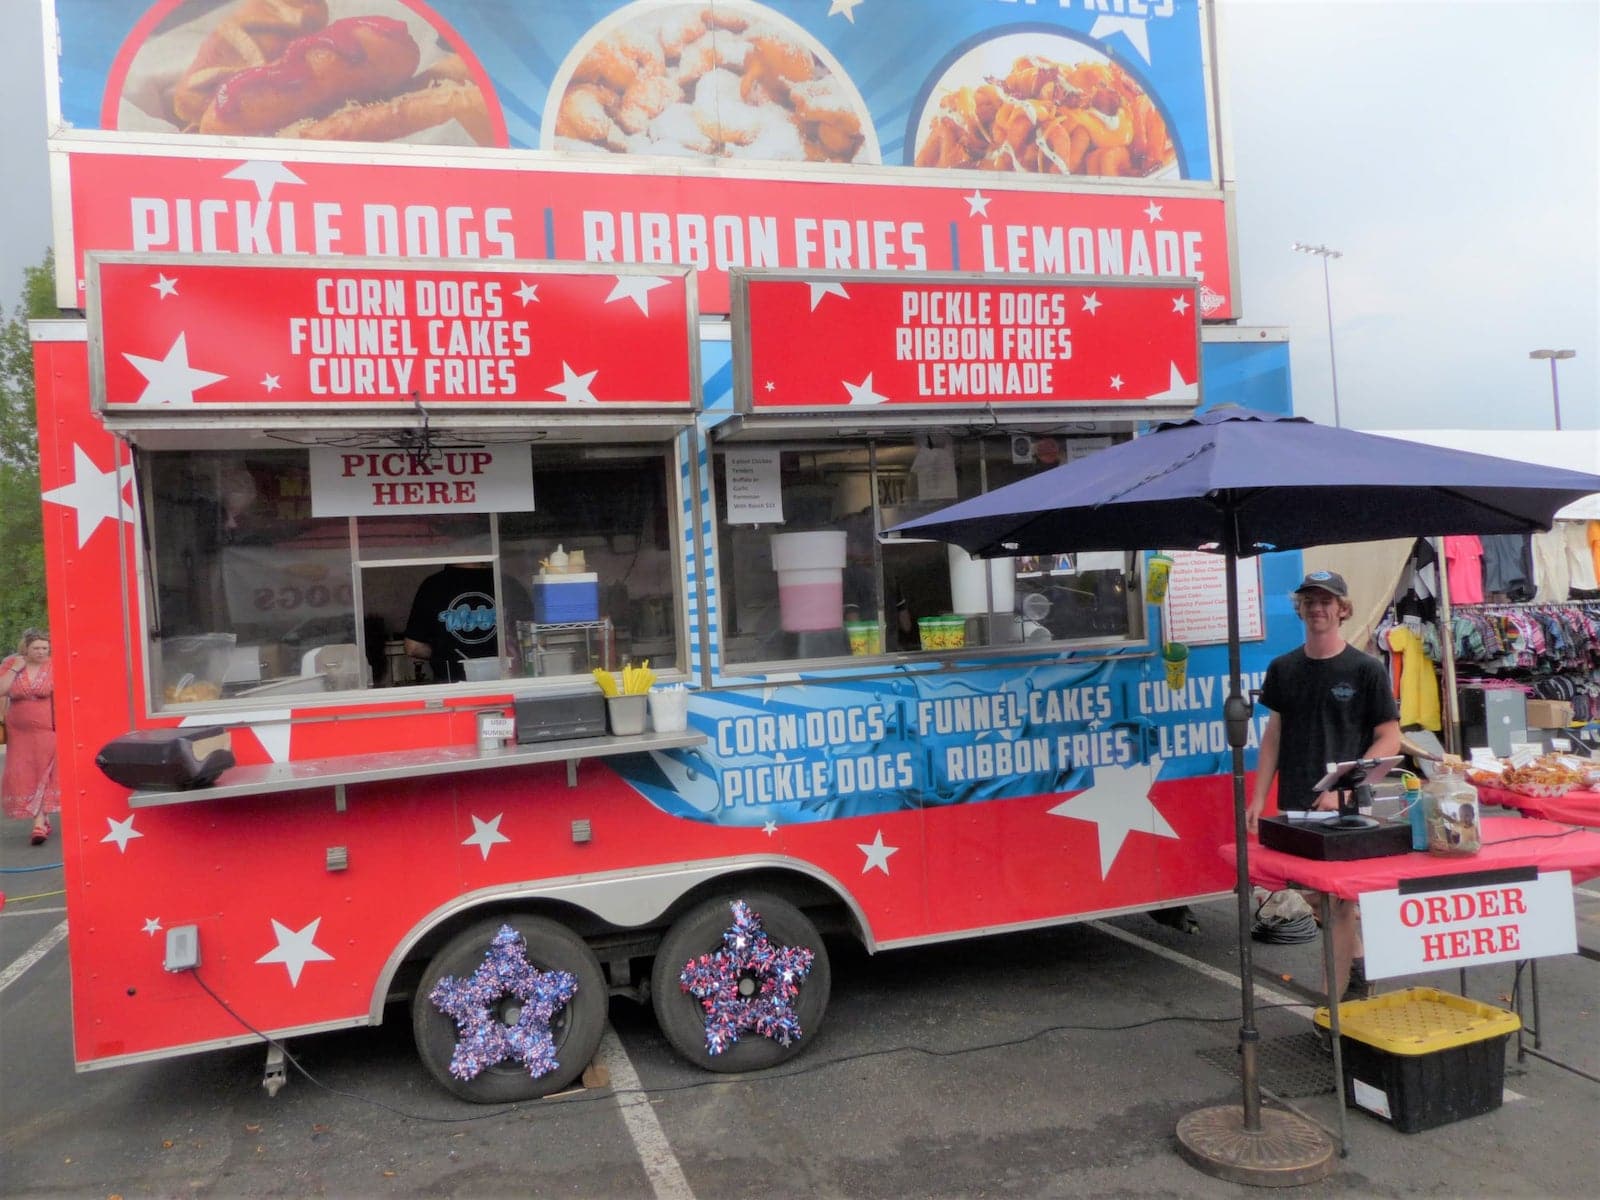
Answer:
top-left (890, 406), bottom-right (1600, 1182)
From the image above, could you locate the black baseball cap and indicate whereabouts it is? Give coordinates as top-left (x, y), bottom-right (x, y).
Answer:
top-left (1293, 570), bottom-right (1348, 598)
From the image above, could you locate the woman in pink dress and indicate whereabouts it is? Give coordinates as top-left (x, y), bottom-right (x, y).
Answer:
top-left (2, 629), bottom-right (58, 844)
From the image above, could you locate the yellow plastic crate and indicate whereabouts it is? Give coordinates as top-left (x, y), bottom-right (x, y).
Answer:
top-left (1314, 986), bottom-right (1520, 1054)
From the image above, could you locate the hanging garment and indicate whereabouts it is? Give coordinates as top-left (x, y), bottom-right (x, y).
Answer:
top-left (1480, 533), bottom-right (1534, 601)
top-left (1385, 623), bottom-right (1441, 731)
top-left (1567, 520), bottom-right (1600, 592)
top-left (1443, 534), bottom-right (1484, 604)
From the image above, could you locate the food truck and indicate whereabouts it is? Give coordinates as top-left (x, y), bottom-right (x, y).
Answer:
top-left (31, 0), bottom-right (1310, 1101)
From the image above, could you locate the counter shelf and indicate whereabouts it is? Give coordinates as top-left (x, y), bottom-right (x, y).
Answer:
top-left (126, 729), bottom-right (706, 809)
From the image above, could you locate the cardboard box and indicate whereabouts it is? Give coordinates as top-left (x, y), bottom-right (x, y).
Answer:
top-left (1526, 699), bottom-right (1575, 729)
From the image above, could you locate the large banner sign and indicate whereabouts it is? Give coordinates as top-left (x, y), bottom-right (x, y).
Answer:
top-left (87, 255), bottom-right (697, 409)
top-left (55, 1), bottom-right (1219, 182)
top-left (734, 272), bottom-right (1200, 410)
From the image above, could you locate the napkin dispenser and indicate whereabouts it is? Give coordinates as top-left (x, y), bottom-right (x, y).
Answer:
top-left (515, 687), bottom-right (608, 744)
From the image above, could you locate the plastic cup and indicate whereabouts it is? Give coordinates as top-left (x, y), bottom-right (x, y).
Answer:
top-left (846, 620), bottom-right (876, 656)
top-left (918, 616), bottom-right (940, 650)
top-left (941, 615), bottom-right (966, 649)
top-left (1145, 554), bottom-right (1174, 604)
top-left (1162, 642), bottom-right (1189, 691)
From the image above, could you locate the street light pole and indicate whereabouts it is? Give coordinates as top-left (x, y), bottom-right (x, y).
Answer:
top-left (1528, 349), bottom-right (1575, 430)
top-left (1292, 243), bottom-right (1343, 426)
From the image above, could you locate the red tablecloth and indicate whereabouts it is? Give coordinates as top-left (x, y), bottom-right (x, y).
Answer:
top-left (1473, 782), bottom-right (1600, 827)
top-left (1238, 815), bottom-right (1600, 899)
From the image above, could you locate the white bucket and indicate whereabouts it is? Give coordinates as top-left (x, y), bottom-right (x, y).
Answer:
top-left (948, 545), bottom-right (1016, 614)
top-left (772, 531), bottom-right (847, 631)
top-left (648, 688), bottom-right (690, 733)
top-left (461, 657), bottom-right (501, 682)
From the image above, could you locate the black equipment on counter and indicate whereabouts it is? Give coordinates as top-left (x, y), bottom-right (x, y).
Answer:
top-left (1258, 813), bottom-right (1414, 861)
top-left (95, 727), bottom-right (236, 790)
top-left (515, 687), bottom-right (608, 744)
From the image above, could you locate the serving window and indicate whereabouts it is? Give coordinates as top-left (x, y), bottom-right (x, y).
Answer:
top-left (712, 432), bottom-right (1144, 668)
top-left (138, 442), bottom-right (681, 711)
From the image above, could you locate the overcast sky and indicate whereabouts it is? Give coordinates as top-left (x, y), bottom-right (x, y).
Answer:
top-left (2, 0), bottom-right (1595, 430)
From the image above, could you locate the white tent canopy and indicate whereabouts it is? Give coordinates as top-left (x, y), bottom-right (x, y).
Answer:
top-left (1377, 429), bottom-right (1600, 519)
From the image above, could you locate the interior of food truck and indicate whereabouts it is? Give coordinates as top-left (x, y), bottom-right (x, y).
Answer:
top-left (137, 442), bottom-right (680, 711)
top-left (712, 430), bottom-right (1142, 666)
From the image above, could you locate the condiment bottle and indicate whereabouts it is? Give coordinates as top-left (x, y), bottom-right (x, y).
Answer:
top-left (549, 545), bottom-right (569, 573)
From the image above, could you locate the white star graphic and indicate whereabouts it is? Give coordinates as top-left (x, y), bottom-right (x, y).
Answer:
top-left (1046, 756), bottom-right (1179, 878)
top-left (102, 814), bottom-right (144, 853)
top-left (1089, 15), bottom-right (1152, 62)
top-left (605, 274), bottom-right (671, 315)
top-left (143, 917), bottom-right (163, 936)
top-left (828, 0), bottom-right (865, 22)
top-left (181, 709), bottom-right (291, 762)
top-left (807, 281), bottom-right (850, 310)
top-left (547, 361), bottom-right (600, 404)
top-left (764, 380), bottom-right (776, 392)
top-left (514, 280), bottom-right (540, 305)
top-left (223, 160), bottom-right (306, 201)
top-left (1144, 201), bottom-right (1165, 223)
top-left (124, 333), bottom-right (228, 406)
top-left (758, 672), bottom-right (802, 704)
top-left (262, 373), bottom-right (281, 392)
top-left (151, 274), bottom-right (178, 299)
top-left (42, 445), bottom-right (135, 549)
top-left (843, 372), bottom-right (888, 405)
top-left (256, 917), bottom-right (334, 987)
top-left (1145, 363), bottom-right (1199, 402)
top-left (1172, 295), bottom-right (1191, 315)
top-left (1109, 375), bottom-right (1125, 391)
top-left (463, 813), bottom-right (511, 860)
top-left (965, 189), bottom-right (991, 217)
top-left (763, 820), bottom-right (779, 836)
top-left (1081, 292), bottom-right (1102, 315)
top-left (858, 830), bottom-right (899, 875)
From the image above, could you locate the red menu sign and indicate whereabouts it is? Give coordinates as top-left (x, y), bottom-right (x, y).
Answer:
top-left (88, 256), bottom-right (696, 411)
top-left (734, 273), bottom-right (1201, 410)
top-left (64, 152), bottom-right (1237, 320)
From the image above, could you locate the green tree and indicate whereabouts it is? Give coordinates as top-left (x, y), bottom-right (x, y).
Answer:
top-left (0, 251), bottom-right (56, 640)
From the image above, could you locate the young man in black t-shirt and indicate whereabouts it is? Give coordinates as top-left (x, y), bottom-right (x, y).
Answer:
top-left (1247, 570), bottom-right (1401, 1000)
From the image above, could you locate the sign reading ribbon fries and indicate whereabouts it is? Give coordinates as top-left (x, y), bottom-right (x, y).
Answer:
top-left (87, 255), bottom-right (697, 411)
top-left (733, 272), bottom-right (1201, 410)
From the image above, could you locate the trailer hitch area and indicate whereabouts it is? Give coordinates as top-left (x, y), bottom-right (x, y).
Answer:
top-left (263, 1043), bottom-right (287, 1098)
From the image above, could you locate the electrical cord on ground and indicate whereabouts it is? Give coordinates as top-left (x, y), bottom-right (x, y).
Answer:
top-left (0, 862), bottom-right (64, 873)
top-left (188, 965), bottom-right (1309, 1122)
top-left (0, 888), bottom-right (64, 904)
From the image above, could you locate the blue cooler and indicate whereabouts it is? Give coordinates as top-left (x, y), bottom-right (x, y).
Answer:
top-left (532, 572), bottom-right (600, 623)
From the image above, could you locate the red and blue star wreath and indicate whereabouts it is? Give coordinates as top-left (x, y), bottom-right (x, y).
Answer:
top-left (428, 924), bottom-right (578, 1081)
top-left (678, 900), bottom-right (815, 1055)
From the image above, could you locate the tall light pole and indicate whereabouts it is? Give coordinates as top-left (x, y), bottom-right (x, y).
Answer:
top-left (1292, 243), bottom-right (1343, 426)
top-left (1528, 349), bottom-right (1575, 430)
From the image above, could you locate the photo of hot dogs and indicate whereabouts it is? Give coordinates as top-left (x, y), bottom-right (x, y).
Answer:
top-left (544, 0), bottom-right (879, 165)
top-left (111, 0), bottom-right (504, 147)
top-left (911, 34), bottom-right (1177, 178)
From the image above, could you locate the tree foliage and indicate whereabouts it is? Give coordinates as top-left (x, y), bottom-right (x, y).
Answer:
top-left (0, 251), bottom-right (55, 641)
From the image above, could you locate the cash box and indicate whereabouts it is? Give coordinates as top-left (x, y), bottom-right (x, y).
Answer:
top-left (532, 573), bottom-right (600, 623)
top-left (95, 726), bottom-right (236, 790)
top-left (515, 687), bottom-right (608, 744)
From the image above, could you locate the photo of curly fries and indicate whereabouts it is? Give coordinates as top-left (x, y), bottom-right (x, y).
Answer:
top-left (912, 35), bottom-right (1176, 178)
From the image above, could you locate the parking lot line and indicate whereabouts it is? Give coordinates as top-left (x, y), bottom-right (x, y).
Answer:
top-left (1090, 919), bottom-right (1310, 1012)
top-left (0, 919), bottom-right (67, 995)
top-left (596, 1028), bottom-right (696, 1200)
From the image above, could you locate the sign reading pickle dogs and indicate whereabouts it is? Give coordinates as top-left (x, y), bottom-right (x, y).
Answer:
top-left (87, 256), bottom-right (697, 411)
top-left (733, 272), bottom-right (1201, 410)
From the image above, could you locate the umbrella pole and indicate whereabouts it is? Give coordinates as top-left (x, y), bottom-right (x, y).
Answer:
top-left (1177, 513), bottom-right (1335, 1186)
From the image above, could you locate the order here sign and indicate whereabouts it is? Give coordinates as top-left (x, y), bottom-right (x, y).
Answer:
top-left (1360, 868), bottom-right (1577, 980)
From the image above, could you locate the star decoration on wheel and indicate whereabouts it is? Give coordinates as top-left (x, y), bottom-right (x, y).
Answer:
top-left (429, 925), bottom-right (578, 1081)
top-left (678, 900), bottom-right (815, 1055)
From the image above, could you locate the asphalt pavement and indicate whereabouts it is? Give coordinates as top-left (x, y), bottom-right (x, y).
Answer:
top-left (2, 809), bottom-right (1597, 1199)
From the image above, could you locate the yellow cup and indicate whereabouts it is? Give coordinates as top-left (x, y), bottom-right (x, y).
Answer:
top-left (941, 615), bottom-right (966, 649)
top-left (1162, 642), bottom-right (1189, 691)
top-left (1145, 554), bottom-right (1175, 604)
top-left (846, 620), bottom-right (876, 656)
top-left (918, 616), bottom-right (939, 650)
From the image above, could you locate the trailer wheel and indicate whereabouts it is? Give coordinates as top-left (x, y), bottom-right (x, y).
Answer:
top-left (413, 915), bottom-right (607, 1103)
top-left (651, 893), bottom-right (831, 1073)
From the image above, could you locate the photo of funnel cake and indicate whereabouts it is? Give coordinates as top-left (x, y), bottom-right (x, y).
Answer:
top-left (544, 0), bottom-right (879, 165)
top-left (910, 32), bottom-right (1177, 178)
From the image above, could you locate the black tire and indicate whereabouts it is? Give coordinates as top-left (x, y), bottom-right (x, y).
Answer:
top-left (651, 893), bottom-right (831, 1073)
top-left (413, 915), bottom-right (607, 1103)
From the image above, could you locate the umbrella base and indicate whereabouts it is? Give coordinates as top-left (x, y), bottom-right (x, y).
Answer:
top-left (1176, 1105), bottom-right (1335, 1188)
